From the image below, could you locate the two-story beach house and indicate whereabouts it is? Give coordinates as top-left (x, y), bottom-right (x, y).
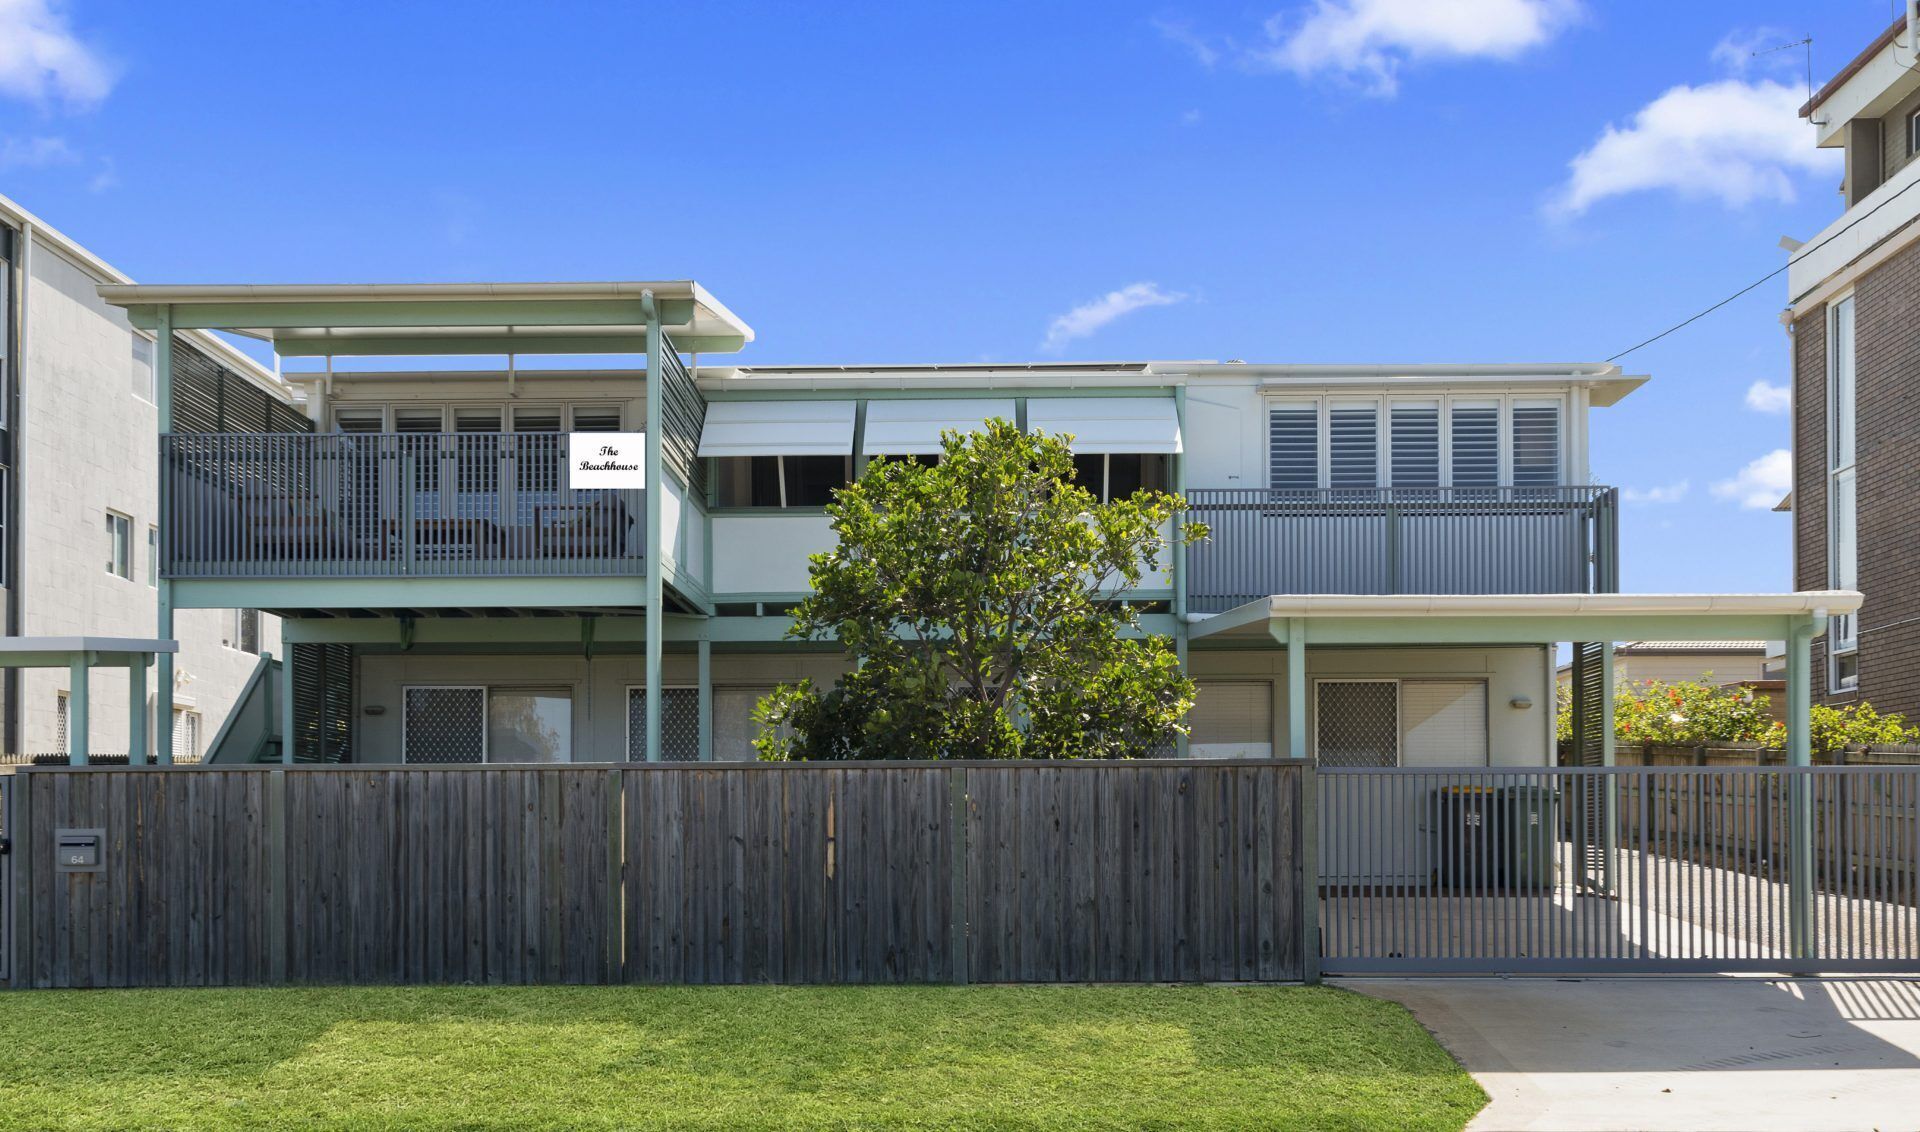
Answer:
top-left (1786, 10), bottom-right (1920, 719)
top-left (90, 280), bottom-right (1851, 769)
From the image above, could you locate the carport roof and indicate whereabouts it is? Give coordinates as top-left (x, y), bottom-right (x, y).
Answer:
top-left (1189, 592), bottom-right (1864, 647)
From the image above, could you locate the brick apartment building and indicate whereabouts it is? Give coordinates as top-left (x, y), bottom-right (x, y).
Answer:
top-left (1788, 13), bottom-right (1920, 716)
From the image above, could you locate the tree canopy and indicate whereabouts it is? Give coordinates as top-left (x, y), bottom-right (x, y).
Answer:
top-left (755, 420), bottom-right (1207, 760)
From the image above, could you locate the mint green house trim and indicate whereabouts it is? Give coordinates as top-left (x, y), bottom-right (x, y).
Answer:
top-left (643, 293), bottom-right (665, 763)
top-left (0, 638), bottom-right (172, 765)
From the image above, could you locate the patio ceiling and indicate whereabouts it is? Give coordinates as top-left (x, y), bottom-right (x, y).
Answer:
top-left (1188, 591), bottom-right (1865, 647)
top-left (96, 280), bottom-right (755, 355)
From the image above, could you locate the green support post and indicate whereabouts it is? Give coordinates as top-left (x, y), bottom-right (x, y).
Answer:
top-left (1600, 640), bottom-right (1616, 896)
top-left (643, 292), bottom-right (664, 762)
top-left (154, 304), bottom-right (175, 765)
top-left (127, 656), bottom-right (147, 766)
top-left (280, 645), bottom-right (296, 764)
top-left (1172, 386), bottom-right (1189, 757)
top-left (1787, 615), bottom-right (1814, 964)
top-left (67, 656), bottom-right (88, 765)
top-left (1285, 618), bottom-right (1307, 761)
top-left (697, 635), bottom-right (713, 762)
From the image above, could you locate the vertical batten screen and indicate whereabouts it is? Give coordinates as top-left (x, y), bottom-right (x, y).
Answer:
top-left (1389, 402), bottom-right (1441, 488)
top-left (1449, 403), bottom-right (1500, 487)
top-left (1511, 401), bottom-right (1562, 488)
top-left (1267, 405), bottom-right (1319, 491)
top-left (1316, 681), bottom-right (1398, 767)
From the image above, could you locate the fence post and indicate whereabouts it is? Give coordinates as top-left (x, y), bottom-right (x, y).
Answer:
top-left (948, 766), bottom-right (969, 986)
top-left (1299, 760), bottom-right (1320, 984)
top-left (267, 768), bottom-right (287, 984)
top-left (606, 767), bottom-right (624, 984)
top-left (1786, 616), bottom-right (1814, 967)
top-left (6, 773), bottom-right (28, 987)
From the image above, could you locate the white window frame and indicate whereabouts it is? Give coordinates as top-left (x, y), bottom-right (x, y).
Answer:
top-left (131, 332), bottom-right (156, 403)
top-left (1827, 291), bottom-right (1860, 691)
top-left (1264, 392), bottom-right (1569, 490)
top-left (400, 684), bottom-right (490, 764)
top-left (625, 683), bottom-right (703, 761)
top-left (147, 524), bottom-right (159, 587)
top-left (1311, 677), bottom-right (1402, 766)
top-left (105, 510), bottom-right (132, 579)
top-left (1908, 108), bottom-right (1920, 157)
top-left (173, 707), bottom-right (203, 763)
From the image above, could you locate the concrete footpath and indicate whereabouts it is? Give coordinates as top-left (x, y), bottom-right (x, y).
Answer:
top-left (1350, 977), bottom-right (1920, 1132)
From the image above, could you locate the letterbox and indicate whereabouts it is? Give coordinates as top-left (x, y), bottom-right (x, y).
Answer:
top-left (54, 828), bottom-right (104, 873)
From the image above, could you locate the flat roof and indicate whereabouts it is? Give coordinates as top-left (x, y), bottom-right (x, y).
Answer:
top-left (1192, 591), bottom-right (1862, 647)
top-left (1801, 16), bottom-right (1905, 118)
top-left (96, 280), bottom-right (755, 356)
top-left (698, 360), bottom-right (1645, 403)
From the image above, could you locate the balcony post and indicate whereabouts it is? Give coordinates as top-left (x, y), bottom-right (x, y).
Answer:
top-left (1786, 613), bottom-right (1815, 963)
top-left (154, 304), bottom-right (175, 765)
top-left (67, 656), bottom-right (88, 765)
top-left (1172, 387), bottom-right (1189, 757)
top-left (643, 292), bottom-right (664, 762)
top-left (127, 655), bottom-right (147, 766)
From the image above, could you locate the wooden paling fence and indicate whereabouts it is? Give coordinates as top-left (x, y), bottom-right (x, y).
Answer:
top-left (3, 761), bottom-right (1310, 989)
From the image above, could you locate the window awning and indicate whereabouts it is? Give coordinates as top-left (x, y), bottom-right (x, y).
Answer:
top-left (1026, 397), bottom-right (1182, 454)
top-left (862, 399), bottom-right (1017, 456)
top-left (697, 400), bottom-right (857, 458)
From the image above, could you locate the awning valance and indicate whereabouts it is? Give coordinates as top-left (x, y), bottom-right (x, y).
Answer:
top-left (863, 398), bottom-right (1016, 456)
top-left (697, 400), bottom-right (857, 458)
top-left (1026, 396), bottom-right (1182, 453)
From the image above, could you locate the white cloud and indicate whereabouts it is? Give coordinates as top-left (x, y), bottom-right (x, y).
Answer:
top-left (0, 0), bottom-right (114, 108)
top-left (1622, 480), bottom-right (1689, 505)
top-left (1550, 77), bottom-right (1837, 217)
top-left (1153, 18), bottom-right (1221, 68)
top-left (87, 153), bottom-right (114, 193)
top-left (1041, 283), bottom-right (1187, 353)
top-left (0, 134), bottom-right (78, 168)
top-left (1252, 0), bottom-right (1579, 96)
top-left (1744, 379), bottom-right (1791, 414)
top-left (1711, 448), bottom-right (1792, 510)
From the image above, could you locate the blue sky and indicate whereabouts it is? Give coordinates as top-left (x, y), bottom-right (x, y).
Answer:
top-left (0, 0), bottom-right (1898, 593)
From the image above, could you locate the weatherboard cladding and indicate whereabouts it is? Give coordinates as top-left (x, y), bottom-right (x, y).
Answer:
top-left (1794, 233), bottom-right (1920, 717)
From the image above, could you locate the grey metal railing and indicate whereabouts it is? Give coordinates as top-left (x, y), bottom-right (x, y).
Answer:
top-left (1318, 764), bottom-right (1920, 974)
top-left (1185, 485), bottom-right (1617, 610)
top-left (161, 432), bottom-right (645, 579)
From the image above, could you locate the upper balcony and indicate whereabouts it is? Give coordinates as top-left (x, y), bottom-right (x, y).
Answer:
top-left (1185, 485), bottom-right (1618, 613)
top-left (162, 431), bottom-right (645, 579)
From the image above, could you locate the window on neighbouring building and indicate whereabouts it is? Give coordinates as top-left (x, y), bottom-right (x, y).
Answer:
top-left (173, 708), bottom-right (202, 763)
top-left (714, 455), bottom-right (853, 508)
top-left (1908, 108), bottom-right (1920, 156)
top-left (147, 525), bottom-right (158, 587)
top-left (1829, 294), bottom-right (1860, 692)
top-left (1071, 453), bottom-right (1168, 502)
top-left (132, 334), bottom-right (155, 401)
top-left (227, 609), bottom-right (260, 654)
top-left (105, 511), bottom-right (131, 578)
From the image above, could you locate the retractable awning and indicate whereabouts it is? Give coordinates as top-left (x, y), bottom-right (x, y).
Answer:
top-left (1026, 397), bottom-right (1182, 453)
top-left (863, 399), bottom-right (1017, 456)
top-left (697, 400), bottom-right (857, 458)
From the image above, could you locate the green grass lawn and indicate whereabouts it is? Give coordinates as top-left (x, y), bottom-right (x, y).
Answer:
top-left (0, 984), bottom-right (1484, 1130)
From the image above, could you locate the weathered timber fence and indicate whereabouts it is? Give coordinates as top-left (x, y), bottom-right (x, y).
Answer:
top-left (4, 760), bottom-right (1310, 989)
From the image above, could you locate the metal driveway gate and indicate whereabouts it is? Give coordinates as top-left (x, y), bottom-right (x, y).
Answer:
top-left (1319, 765), bottom-right (1920, 974)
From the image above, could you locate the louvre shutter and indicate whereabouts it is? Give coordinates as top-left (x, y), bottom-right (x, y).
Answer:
top-left (1389, 402), bottom-right (1440, 488)
top-left (1327, 403), bottom-right (1379, 489)
top-left (1511, 402), bottom-right (1562, 487)
top-left (1449, 404), bottom-right (1500, 487)
top-left (1267, 405), bottom-right (1318, 491)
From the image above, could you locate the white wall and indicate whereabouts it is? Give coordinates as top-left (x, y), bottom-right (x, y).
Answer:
top-left (710, 514), bottom-right (836, 596)
top-left (352, 650), bottom-right (850, 763)
top-left (19, 244), bottom-right (279, 756)
top-left (1191, 645), bottom-right (1553, 765)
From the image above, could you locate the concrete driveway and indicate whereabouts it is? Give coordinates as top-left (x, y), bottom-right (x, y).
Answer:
top-left (1350, 977), bottom-right (1920, 1132)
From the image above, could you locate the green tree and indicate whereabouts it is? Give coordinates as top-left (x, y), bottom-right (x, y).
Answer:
top-left (755, 420), bottom-right (1208, 760)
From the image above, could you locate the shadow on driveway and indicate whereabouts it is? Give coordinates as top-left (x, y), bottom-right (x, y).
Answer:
top-left (1351, 977), bottom-right (1920, 1131)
